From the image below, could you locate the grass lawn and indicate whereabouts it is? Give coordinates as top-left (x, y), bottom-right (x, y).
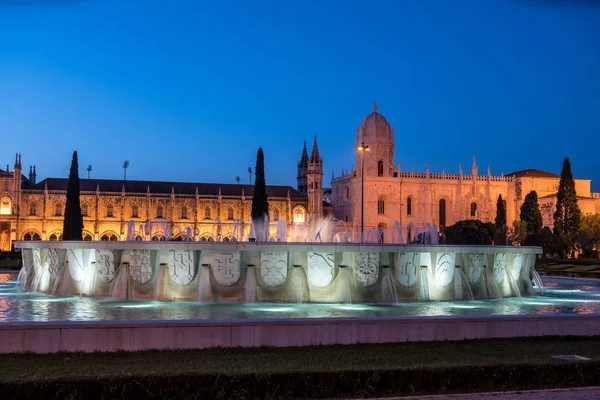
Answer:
top-left (1, 337), bottom-right (599, 399)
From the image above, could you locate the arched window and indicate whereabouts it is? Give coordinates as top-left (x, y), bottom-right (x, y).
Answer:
top-left (151, 235), bottom-right (166, 241)
top-left (407, 197), bottom-right (412, 216)
top-left (204, 207), bottom-right (211, 220)
top-left (54, 203), bottom-right (63, 217)
top-left (181, 206), bottom-right (188, 219)
top-left (81, 203), bottom-right (88, 217)
top-left (227, 207), bottom-right (234, 220)
top-left (49, 232), bottom-right (63, 241)
top-left (29, 202), bottom-right (37, 216)
top-left (0, 197), bottom-right (11, 215)
top-left (101, 233), bottom-right (119, 241)
top-left (344, 186), bottom-right (350, 201)
top-left (23, 231), bottom-right (41, 241)
top-left (156, 205), bottom-right (163, 219)
top-left (439, 199), bottom-right (446, 229)
top-left (82, 232), bottom-right (93, 241)
top-left (378, 160), bottom-right (384, 177)
top-left (273, 209), bottom-right (279, 221)
top-left (470, 202), bottom-right (477, 217)
top-left (131, 205), bottom-right (139, 218)
top-left (106, 204), bottom-right (114, 218)
top-left (407, 226), bottom-right (412, 243)
top-left (293, 207), bottom-right (306, 223)
top-left (377, 198), bottom-right (385, 215)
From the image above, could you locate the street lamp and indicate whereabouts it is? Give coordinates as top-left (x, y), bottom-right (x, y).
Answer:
top-left (357, 142), bottom-right (369, 241)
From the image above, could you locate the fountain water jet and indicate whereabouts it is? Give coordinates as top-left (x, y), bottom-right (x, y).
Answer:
top-left (197, 265), bottom-right (213, 302)
top-left (244, 266), bottom-right (257, 302)
top-left (155, 263), bottom-right (170, 301)
top-left (111, 264), bottom-right (132, 300)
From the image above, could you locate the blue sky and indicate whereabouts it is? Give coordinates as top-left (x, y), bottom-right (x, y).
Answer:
top-left (1, 0), bottom-right (599, 190)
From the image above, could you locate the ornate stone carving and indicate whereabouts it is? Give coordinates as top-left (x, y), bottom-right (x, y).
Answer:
top-left (354, 252), bottom-right (379, 287)
top-left (95, 249), bottom-right (116, 283)
top-left (202, 251), bottom-right (240, 286)
top-left (168, 250), bottom-right (195, 285)
top-left (260, 251), bottom-right (288, 287)
top-left (307, 252), bottom-right (335, 287)
top-left (467, 254), bottom-right (484, 284)
top-left (21, 249), bottom-right (33, 274)
top-left (397, 252), bottom-right (419, 287)
top-left (493, 253), bottom-right (507, 284)
top-left (47, 248), bottom-right (60, 278)
top-left (434, 252), bottom-right (455, 287)
top-left (511, 254), bottom-right (523, 280)
top-left (122, 250), bottom-right (152, 284)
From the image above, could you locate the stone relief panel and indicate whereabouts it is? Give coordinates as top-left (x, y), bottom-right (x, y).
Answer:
top-left (122, 250), bottom-right (152, 284)
top-left (47, 249), bottom-right (60, 279)
top-left (95, 249), bottom-right (116, 283)
top-left (21, 249), bottom-right (33, 274)
top-left (168, 250), bottom-right (196, 286)
top-left (260, 251), bottom-right (288, 287)
top-left (466, 253), bottom-right (484, 284)
top-left (32, 248), bottom-right (43, 275)
top-left (67, 249), bottom-right (93, 282)
top-left (493, 253), bottom-right (507, 284)
top-left (511, 254), bottom-right (523, 281)
top-left (354, 252), bottom-right (379, 287)
top-left (307, 252), bottom-right (335, 288)
top-left (434, 252), bottom-right (455, 287)
top-left (397, 252), bottom-right (420, 287)
top-left (202, 251), bottom-right (240, 286)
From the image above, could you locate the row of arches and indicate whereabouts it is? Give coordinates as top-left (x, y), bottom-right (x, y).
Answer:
top-left (22, 230), bottom-right (116, 241)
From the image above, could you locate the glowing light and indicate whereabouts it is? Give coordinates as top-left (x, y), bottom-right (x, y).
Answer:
top-left (336, 305), bottom-right (369, 311)
top-left (257, 307), bottom-right (294, 313)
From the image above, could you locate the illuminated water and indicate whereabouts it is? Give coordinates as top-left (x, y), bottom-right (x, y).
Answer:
top-left (0, 272), bottom-right (599, 323)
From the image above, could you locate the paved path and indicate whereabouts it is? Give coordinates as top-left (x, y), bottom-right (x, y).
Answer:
top-left (361, 387), bottom-right (600, 399)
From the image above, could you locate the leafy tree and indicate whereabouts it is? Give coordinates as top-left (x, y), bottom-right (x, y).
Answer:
top-left (575, 214), bottom-right (600, 259)
top-left (553, 158), bottom-right (582, 258)
top-left (494, 194), bottom-right (507, 245)
top-left (62, 151), bottom-right (83, 240)
top-left (444, 220), bottom-right (495, 245)
top-left (524, 227), bottom-right (565, 258)
top-left (251, 147), bottom-right (269, 223)
top-left (520, 190), bottom-right (543, 235)
top-left (507, 220), bottom-right (528, 245)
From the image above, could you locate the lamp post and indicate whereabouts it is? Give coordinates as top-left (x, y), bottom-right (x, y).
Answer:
top-left (357, 142), bottom-right (369, 242)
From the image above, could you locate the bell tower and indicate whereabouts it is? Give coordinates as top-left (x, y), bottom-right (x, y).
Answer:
top-left (297, 141), bottom-right (308, 195)
top-left (307, 136), bottom-right (323, 222)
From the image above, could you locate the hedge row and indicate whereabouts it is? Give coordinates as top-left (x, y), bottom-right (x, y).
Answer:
top-left (1, 362), bottom-right (599, 399)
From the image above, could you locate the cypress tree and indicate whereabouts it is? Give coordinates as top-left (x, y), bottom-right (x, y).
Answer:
top-left (494, 194), bottom-right (507, 245)
top-left (553, 157), bottom-right (582, 258)
top-left (251, 147), bottom-right (269, 223)
top-left (520, 190), bottom-right (543, 235)
top-left (62, 151), bottom-right (83, 240)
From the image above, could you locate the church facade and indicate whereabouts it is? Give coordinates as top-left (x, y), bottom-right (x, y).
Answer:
top-left (0, 142), bottom-right (326, 251)
top-left (329, 103), bottom-right (600, 242)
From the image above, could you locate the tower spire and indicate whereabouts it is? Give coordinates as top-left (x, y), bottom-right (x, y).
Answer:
top-left (309, 135), bottom-right (321, 164)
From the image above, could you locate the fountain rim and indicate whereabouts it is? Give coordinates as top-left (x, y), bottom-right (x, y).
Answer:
top-left (13, 240), bottom-right (543, 255)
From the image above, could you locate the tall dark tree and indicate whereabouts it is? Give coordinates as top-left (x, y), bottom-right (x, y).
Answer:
top-left (494, 194), bottom-right (507, 245)
top-left (251, 147), bottom-right (269, 223)
top-left (553, 157), bottom-right (582, 258)
top-left (444, 220), bottom-right (495, 245)
top-left (520, 190), bottom-right (543, 235)
top-left (62, 151), bottom-right (83, 240)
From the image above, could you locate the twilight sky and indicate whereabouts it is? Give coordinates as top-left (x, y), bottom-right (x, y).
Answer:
top-left (1, 0), bottom-right (599, 190)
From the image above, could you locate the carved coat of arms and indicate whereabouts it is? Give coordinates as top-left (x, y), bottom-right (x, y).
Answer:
top-left (307, 252), bottom-right (335, 288)
top-left (260, 251), bottom-right (288, 287)
top-left (202, 251), bottom-right (240, 286)
top-left (354, 252), bottom-right (379, 287)
top-left (95, 249), bottom-right (116, 283)
top-left (168, 250), bottom-right (195, 286)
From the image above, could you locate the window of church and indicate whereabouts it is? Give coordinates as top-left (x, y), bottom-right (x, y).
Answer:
top-left (29, 202), bottom-right (37, 216)
top-left (83, 232), bottom-right (93, 241)
top-left (227, 207), bottom-right (234, 220)
top-left (181, 206), bottom-right (188, 219)
top-left (407, 197), bottom-right (412, 216)
top-left (344, 186), bottom-right (350, 201)
top-left (377, 199), bottom-right (385, 215)
top-left (23, 231), bottom-right (41, 241)
top-left (132, 205), bottom-right (139, 218)
top-left (378, 161), bottom-right (384, 177)
top-left (157, 205), bottom-right (163, 219)
top-left (49, 232), bottom-right (63, 241)
top-left (470, 202), bottom-right (477, 217)
top-left (54, 203), bottom-right (63, 217)
top-left (439, 199), bottom-right (446, 229)
top-left (0, 197), bottom-right (10, 215)
top-left (106, 205), bottom-right (114, 218)
top-left (293, 207), bottom-right (306, 223)
top-left (273, 209), bottom-right (279, 221)
top-left (101, 233), bottom-right (118, 241)
top-left (81, 203), bottom-right (88, 217)
top-left (204, 207), bottom-right (211, 220)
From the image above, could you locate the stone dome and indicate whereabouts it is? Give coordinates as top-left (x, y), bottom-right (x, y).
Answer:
top-left (359, 102), bottom-right (392, 141)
